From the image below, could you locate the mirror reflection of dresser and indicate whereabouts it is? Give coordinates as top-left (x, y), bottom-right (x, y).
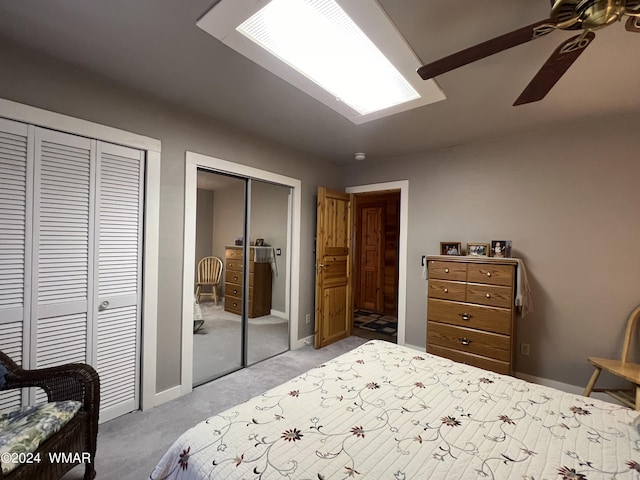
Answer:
top-left (224, 246), bottom-right (273, 318)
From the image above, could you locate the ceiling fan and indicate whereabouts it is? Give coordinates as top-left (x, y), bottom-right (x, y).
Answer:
top-left (416, 0), bottom-right (640, 105)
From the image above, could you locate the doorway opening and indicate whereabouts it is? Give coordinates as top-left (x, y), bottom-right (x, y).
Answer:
top-left (346, 181), bottom-right (408, 346)
top-left (352, 190), bottom-right (400, 342)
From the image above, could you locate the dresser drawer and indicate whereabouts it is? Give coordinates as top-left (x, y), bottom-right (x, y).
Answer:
top-left (428, 260), bottom-right (466, 281)
top-left (225, 295), bottom-right (242, 314)
top-left (225, 259), bottom-right (254, 273)
top-left (225, 270), bottom-right (255, 286)
top-left (224, 283), bottom-right (243, 298)
top-left (226, 259), bottom-right (242, 272)
top-left (427, 298), bottom-right (512, 335)
top-left (467, 263), bottom-right (514, 287)
top-left (427, 321), bottom-right (510, 362)
top-left (225, 248), bottom-right (254, 261)
top-left (466, 283), bottom-right (512, 308)
top-left (427, 280), bottom-right (466, 302)
top-left (225, 269), bottom-right (243, 284)
top-left (225, 297), bottom-right (260, 316)
top-left (427, 343), bottom-right (510, 375)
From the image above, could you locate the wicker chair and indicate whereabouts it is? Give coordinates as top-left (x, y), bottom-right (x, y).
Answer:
top-left (0, 351), bottom-right (100, 480)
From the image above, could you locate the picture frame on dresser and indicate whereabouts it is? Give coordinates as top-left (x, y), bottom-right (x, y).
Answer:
top-left (467, 242), bottom-right (489, 257)
top-left (490, 240), bottom-right (512, 258)
top-left (440, 242), bottom-right (462, 256)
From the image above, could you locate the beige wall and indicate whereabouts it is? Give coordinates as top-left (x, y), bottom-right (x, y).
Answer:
top-left (343, 114), bottom-right (640, 387)
top-left (211, 182), bottom-right (245, 262)
top-left (250, 181), bottom-right (290, 313)
top-left (0, 39), bottom-right (343, 393)
top-left (195, 189), bottom-right (214, 281)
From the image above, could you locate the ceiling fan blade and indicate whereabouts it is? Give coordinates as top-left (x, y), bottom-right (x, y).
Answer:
top-left (513, 31), bottom-right (596, 106)
top-left (417, 19), bottom-right (554, 80)
top-left (625, 16), bottom-right (640, 33)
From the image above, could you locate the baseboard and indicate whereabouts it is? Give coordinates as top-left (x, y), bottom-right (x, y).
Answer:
top-left (270, 309), bottom-right (287, 319)
top-left (402, 343), bottom-right (424, 352)
top-left (154, 385), bottom-right (183, 407)
top-left (292, 334), bottom-right (314, 349)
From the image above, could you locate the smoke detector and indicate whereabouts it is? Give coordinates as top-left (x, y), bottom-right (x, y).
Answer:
top-left (354, 152), bottom-right (366, 161)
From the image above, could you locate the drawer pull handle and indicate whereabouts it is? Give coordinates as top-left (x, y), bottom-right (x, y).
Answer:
top-left (486, 272), bottom-right (492, 277)
top-left (485, 293), bottom-right (491, 298)
top-left (445, 268), bottom-right (449, 273)
top-left (458, 337), bottom-right (472, 346)
top-left (443, 288), bottom-right (449, 293)
top-left (234, 276), bottom-right (239, 281)
top-left (459, 313), bottom-right (472, 321)
top-left (233, 289), bottom-right (238, 294)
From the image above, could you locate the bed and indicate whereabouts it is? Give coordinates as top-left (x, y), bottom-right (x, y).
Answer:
top-left (150, 340), bottom-right (639, 479)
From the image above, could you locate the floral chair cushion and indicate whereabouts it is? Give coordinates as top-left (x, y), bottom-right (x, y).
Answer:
top-left (0, 400), bottom-right (82, 474)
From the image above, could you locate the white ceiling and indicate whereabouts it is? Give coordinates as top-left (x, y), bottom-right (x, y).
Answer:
top-left (0, 0), bottom-right (638, 164)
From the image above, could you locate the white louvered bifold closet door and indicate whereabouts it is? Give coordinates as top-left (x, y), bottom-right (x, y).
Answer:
top-left (94, 142), bottom-right (144, 423)
top-left (0, 120), bottom-right (144, 422)
top-left (0, 118), bottom-right (32, 411)
top-left (31, 128), bottom-right (94, 404)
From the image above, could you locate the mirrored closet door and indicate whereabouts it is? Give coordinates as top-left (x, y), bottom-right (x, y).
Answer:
top-left (246, 180), bottom-right (291, 365)
top-left (192, 169), bottom-right (291, 386)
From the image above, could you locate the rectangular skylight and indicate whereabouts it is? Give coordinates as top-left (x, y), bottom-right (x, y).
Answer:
top-left (236, 0), bottom-right (419, 115)
top-left (197, 0), bottom-right (445, 124)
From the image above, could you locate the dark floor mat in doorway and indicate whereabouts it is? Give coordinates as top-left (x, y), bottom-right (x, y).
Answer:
top-left (354, 310), bottom-right (397, 337)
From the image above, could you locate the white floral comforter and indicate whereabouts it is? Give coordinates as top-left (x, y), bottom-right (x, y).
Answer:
top-left (150, 340), bottom-right (640, 480)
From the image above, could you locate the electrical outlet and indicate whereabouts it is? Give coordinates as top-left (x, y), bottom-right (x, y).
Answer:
top-left (305, 313), bottom-right (311, 325)
top-left (520, 343), bottom-right (530, 356)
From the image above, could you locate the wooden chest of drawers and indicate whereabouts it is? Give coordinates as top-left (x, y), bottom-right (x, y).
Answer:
top-left (426, 255), bottom-right (518, 375)
top-left (224, 246), bottom-right (272, 318)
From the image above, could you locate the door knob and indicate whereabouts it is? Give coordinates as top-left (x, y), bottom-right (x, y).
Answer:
top-left (98, 301), bottom-right (110, 312)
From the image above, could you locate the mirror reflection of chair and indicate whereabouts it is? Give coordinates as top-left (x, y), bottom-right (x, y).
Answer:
top-left (583, 304), bottom-right (640, 410)
top-left (195, 256), bottom-right (223, 305)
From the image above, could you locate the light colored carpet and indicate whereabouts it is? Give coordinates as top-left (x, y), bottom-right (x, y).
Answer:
top-left (61, 336), bottom-right (369, 480)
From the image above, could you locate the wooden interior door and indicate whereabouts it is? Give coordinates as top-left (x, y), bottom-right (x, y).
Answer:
top-left (357, 204), bottom-right (383, 311)
top-left (314, 187), bottom-right (353, 349)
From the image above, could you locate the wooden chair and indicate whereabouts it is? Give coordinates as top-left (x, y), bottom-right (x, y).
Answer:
top-left (195, 256), bottom-right (223, 304)
top-left (0, 350), bottom-right (100, 480)
top-left (583, 304), bottom-right (640, 409)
